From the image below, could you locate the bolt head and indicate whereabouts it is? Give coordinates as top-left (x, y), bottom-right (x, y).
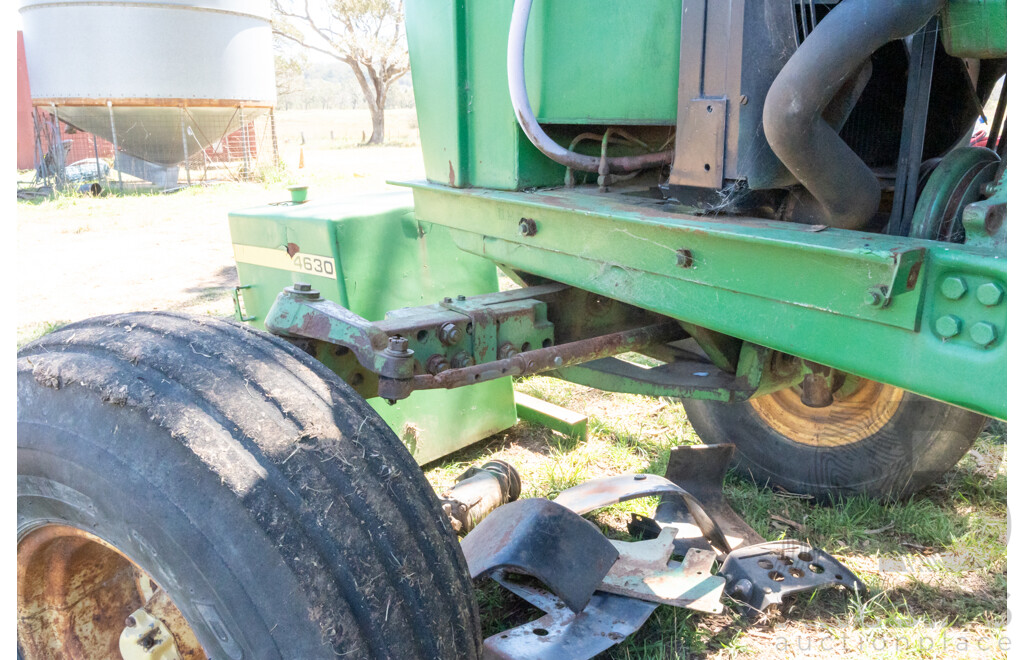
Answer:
top-left (935, 315), bottom-right (962, 338)
top-left (294, 282), bottom-right (312, 292)
top-left (969, 322), bottom-right (997, 347)
top-left (518, 217), bottom-right (538, 237)
top-left (976, 282), bottom-right (1004, 306)
top-left (457, 294), bottom-right (467, 301)
top-left (940, 276), bottom-right (968, 300)
top-left (864, 287), bottom-right (887, 307)
top-left (388, 335), bottom-right (409, 352)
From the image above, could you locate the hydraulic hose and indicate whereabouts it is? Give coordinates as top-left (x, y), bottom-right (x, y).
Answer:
top-left (763, 0), bottom-right (945, 229)
top-left (507, 0), bottom-right (673, 174)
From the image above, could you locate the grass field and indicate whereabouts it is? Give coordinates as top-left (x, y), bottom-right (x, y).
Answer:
top-left (16, 113), bottom-right (1007, 658)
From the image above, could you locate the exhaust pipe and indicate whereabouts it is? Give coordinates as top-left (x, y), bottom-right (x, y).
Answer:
top-left (763, 0), bottom-right (945, 230)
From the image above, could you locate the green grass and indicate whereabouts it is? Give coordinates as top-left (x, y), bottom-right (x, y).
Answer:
top-left (425, 378), bottom-right (1008, 659)
top-left (17, 319), bottom-right (71, 348)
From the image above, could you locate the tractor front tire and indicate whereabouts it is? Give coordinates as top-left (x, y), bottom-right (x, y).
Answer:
top-left (17, 313), bottom-right (481, 659)
top-left (682, 379), bottom-right (986, 501)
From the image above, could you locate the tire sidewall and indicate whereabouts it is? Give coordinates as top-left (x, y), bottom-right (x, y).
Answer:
top-left (684, 391), bottom-right (985, 500)
top-left (18, 373), bottom-right (329, 660)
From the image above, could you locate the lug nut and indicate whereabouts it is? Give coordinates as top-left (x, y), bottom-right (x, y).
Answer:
top-left (976, 282), bottom-right (1004, 306)
top-left (969, 322), bottom-right (997, 347)
top-left (439, 322), bottom-right (463, 346)
top-left (935, 315), bottom-right (962, 338)
top-left (940, 276), bottom-right (968, 300)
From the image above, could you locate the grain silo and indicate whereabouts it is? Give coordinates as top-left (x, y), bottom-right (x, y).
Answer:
top-left (19, 0), bottom-right (277, 188)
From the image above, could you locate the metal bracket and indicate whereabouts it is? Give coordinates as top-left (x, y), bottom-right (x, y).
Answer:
top-left (461, 498), bottom-right (619, 614)
top-left (484, 570), bottom-right (657, 660)
top-left (553, 473), bottom-right (731, 554)
top-left (718, 540), bottom-right (866, 617)
top-left (231, 285), bottom-right (255, 322)
top-left (602, 529), bottom-right (725, 613)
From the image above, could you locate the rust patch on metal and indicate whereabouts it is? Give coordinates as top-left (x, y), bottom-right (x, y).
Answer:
top-left (285, 242), bottom-right (300, 258)
top-left (18, 525), bottom-right (207, 659)
top-left (905, 260), bottom-right (923, 290)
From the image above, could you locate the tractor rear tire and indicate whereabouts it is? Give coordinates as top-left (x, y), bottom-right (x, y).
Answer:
top-left (682, 380), bottom-right (986, 501)
top-left (17, 312), bottom-right (481, 659)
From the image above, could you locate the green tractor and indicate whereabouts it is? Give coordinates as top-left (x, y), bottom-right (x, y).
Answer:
top-left (18, 0), bottom-right (1006, 657)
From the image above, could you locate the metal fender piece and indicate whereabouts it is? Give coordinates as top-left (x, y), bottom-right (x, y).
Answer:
top-left (718, 540), bottom-right (866, 617)
top-left (602, 528), bottom-right (725, 613)
top-left (484, 570), bottom-right (657, 660)
top-left (651, 444), bottom-right (766, 556)
top-left (553, 472), bottom-right (732, 553)
top-left (461, 498), bottom-right (619, 614)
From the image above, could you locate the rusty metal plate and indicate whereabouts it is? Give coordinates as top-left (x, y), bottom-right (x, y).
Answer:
top-left (669, 97), bottom-right (728, 188)
top-left (461, 498), bottom-right (618, 614)
top-left (602, 528), bottom-right (725, 613)
top-left (552, 473), bottom-right (731, 553)
top-left (484, 570), bottom-right (657, 660)
top-left (651, 444), bottom-right (765, 556)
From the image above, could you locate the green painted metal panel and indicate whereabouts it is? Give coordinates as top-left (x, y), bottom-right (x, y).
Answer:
top-left (228, 191), bottom-right (518, 464)
top-left (403, 182), bottom-right (1006, 420)
top-left (941, 0), bottom-right (1007, 58)
top-left (405, 0), bottom-right (680, 190)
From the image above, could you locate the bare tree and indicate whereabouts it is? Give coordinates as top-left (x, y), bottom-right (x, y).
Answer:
top-left (273, 0), bottom-right (409, 144)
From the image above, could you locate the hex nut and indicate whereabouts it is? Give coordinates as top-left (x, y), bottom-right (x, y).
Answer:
top-left (976, 282), bottom-right (1004, 306)
top-left (864, 286), bottom-right (888, 307)
top-left (940, 276), bottom-right (968, 300)
top-left (387, 336), bottom-right (409, 353)
top-left (426, 354), bottom-right (450, 375)
top-left (498, 342), bottom-right (518, 360)
top-left (439, 322), bottom-right (463, 346)
top-left (519, 217), bottom-right (538, 237)
top-left (934, 315), bottom-right (962, 338)
top-left (451, 351), bottom-right (472, 369)
top-left (969, 322), bottom-right (997, 347)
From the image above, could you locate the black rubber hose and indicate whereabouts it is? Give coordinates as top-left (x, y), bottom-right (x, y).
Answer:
top-left (764, 0), bottom-right (945, 230)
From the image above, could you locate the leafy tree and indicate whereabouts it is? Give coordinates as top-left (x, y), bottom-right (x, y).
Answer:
top-left (273, 0), bottom-right (410, 144)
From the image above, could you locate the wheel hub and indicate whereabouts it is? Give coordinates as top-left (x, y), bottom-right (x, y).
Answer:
top-left (749, 379), bottom-right (904, 447)
top-left (17, 524), bottom-right (204, 659)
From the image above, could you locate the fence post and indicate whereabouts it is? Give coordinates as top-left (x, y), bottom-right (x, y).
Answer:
top-left (50, 103), bottom-right (66, 190)
top-left (93, 134), bottom-right (103, 186)
top-left (269, 107), bottom-right (280, 168)
top-left (240, 103), bottom-right (251, 179)
top-left (180, 106), bottom-right (192, 187)
top-left (107, 101), bottom-right (124, 193)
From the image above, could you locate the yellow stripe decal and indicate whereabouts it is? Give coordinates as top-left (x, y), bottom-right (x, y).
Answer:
top-left (232, 244), bottom-right (338, 280)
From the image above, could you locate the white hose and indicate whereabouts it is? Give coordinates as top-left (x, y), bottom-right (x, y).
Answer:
top-left (506, 0), bottom-right (674, 174)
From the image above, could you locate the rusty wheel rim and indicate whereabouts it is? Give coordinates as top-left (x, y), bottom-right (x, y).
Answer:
top-left (17, 523), bottom-right (206, 659)
top-left (748, 378), bottom-right (904, 447)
